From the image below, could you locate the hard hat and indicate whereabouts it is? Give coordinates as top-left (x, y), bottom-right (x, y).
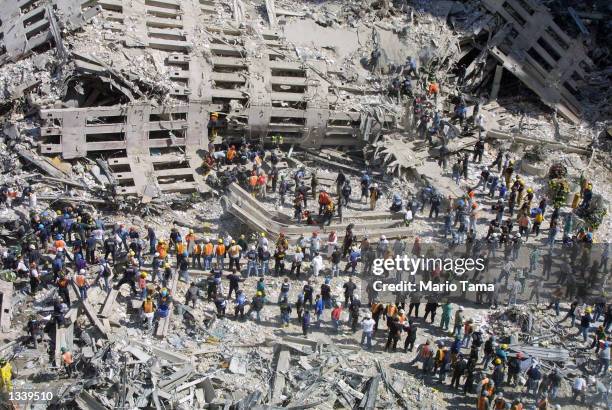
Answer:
top-left (205, 237), bottom-right (210, 243)
top-left (380, 235), bottom-right (386, 240)
top-left (586, 307), bottom-right (593, 313)
top-left (29, 244), bottom-right (35, 250)
top-left (218, 239), bottom-right (223, 243)
top-left (210, 112), bottom-right (219, 117)
top-left (261, 232), bottom-right (266, 237)
top-left (250, 245), bottom-right (256, 251)
top-left (495, 358), bottom-right (502, 365)
top-left (154, 252), bottom-right (160, 257)
top-left (458, 306), bottom-right (464, 311)
top-left (189, 229), bottom-right (194, 234)
top-left (501, 343), bottom-right (508, 350)
top-left (296, 246), bottom-right (301, 252)
top-left (231, 240), bottom-right (236, 244)
top-left (140, 272), bottom-right (147, 278)
top-left (164, 263), bottom-right (171, 268)
top-left (129, 250), bottom-right (135, 256)
top-left (56, 210), bottom-right (62, 215)
top-left (256, 291), bottom-right (263, 297)
top-left (527, 188), bottom-right (533, 193)
top-left (79, 269), bottom-right (85, 274)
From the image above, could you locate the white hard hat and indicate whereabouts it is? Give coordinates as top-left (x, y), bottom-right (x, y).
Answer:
top-left (79, 269), bottom-right (85, 274)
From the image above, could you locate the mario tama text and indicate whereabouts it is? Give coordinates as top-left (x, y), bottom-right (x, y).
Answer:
top-left (371, 279), bottom-right (495, 293)
top-left (371, 256), bottom-right (486, 276)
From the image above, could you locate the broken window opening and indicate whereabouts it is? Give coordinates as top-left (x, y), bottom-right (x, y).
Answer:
top-left (502, 2), bottom-right (526, 26)
top-left (145, 0), bottom-right (181, 10)
top-left (211, 49), bottom-right (243, 58)
top-left (157, 174), bottom-right (195, 184)
top-left (213, 81), bottom-right (244, 90)
top-left (271, 68), bottom-right (306, 78)
top-left (527, 47), bottom-right (552, 72)
top-left (270, 116), bottom-right (306, 126)
top-left (271, 101), bottom-right (307, 110)
top-left (87, 115), bottom-right (127, 125)
top-left (86, 149), bottom-right (128, 160)
top-left (150, 146), bottom-right (186, 156)
top-left (514, 0), bottom-right (534, 15)
top-left (545, 27), bottom-right (569, 51)
top-left (108, 164), bottom-right (131, 173)
top-left (43, 135), bottom-right (61, 145)
top-left (86, 133), bottom-right (126, 143)
top-left (149, 129), bottom-right (186, 140)
top-left (271, 84), bottom-right (306, 93)
top-left (150, 112), bottom-right (187, 121)
top-left (537, 37), bottom-right (561, 61)
top-left (153, 161), bottom-right (190, 171)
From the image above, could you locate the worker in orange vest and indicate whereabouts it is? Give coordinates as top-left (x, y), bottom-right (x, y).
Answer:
top-left (203, 238), bottom-right (214, 270)
top-left (142, 296), bottom-right (156, 330)
top-left (75, 269), bottom-right (88, 300)
top-left (215, 239), bottom-right (226, 270)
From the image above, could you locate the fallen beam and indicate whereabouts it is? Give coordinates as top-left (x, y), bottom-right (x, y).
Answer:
top-left (70, 280), bottom-right (109, 338)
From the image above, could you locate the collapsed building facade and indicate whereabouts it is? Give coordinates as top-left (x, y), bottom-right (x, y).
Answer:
top-left (1, 0), bottom-right (606, 199)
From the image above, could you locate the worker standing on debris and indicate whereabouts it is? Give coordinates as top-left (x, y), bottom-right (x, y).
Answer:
top-left (142, 296), bottom-right (156, 330)
top-left (75, 269), bottom-right (89, 300)
top-left (580, 307), bottom-right (594, 342)
top-left (331, 302), bottom-right (343, 332)
top-left (279, 297), bottom-right (291, 327)
top-left (0, 358), bottom-right (14, 392)
top-left (403, 320), bottom-right (417, 352)
top-left (61, 347), bottom-right (75, 378)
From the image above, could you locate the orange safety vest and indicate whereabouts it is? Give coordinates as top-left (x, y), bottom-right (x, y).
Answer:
top-left (62, 351), bottom-right (73, 365)
top-left (143, 300), bottom-right (154, 313)
top-left (204, 243), bottom-right (214, 256)
top-left (54, 239), bottom-right (66, 249)
top-left (227, 149), bottom-right (236, 161)
top-left (215, 244), bottom-right (225, 255)
top-left (477, 397), bottom-right (488, 410)
top-left (194, 244), bottom-right (202, 255)
top-left (75, 275), bottom-right (86, 287)
top-left (248, 176), bottom-right (258, 187)
top-left (177, 242), bottom-right (186, 254)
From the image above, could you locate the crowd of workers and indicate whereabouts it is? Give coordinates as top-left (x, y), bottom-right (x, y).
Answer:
top-left (0, 72), bottom-right (608, 407)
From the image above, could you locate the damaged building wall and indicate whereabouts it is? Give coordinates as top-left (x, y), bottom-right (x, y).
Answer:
top-left (480, 0), bottom-right (591, 124)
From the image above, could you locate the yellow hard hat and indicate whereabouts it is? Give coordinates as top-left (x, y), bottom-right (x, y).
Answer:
top-left (527, 188), bottom-right (533, 193)
top-left (256, 291), bottom-right (263, 296)
top-left (261, 232), bottom-right (266, 237)
top-left (129, 250), bottom-right (135, 256)
top-left (586, 307), bottom-right (593, 313)
top-left (164, 263), bottom-right (171, 268)
top-left (494, 358), bottom-right (502, 365)
top-left (501, 344), bottom-right (508, 350)
top-left (189, 229), bottom-right (194, 234)
top-left (231, 240), bottom-right (236, 244)
top-left (210, 112), bottom-right (219, 118)
top-left (218, 239), bottom-right (223, 244)
top-left (140, 272), bottom-right (147, 278)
